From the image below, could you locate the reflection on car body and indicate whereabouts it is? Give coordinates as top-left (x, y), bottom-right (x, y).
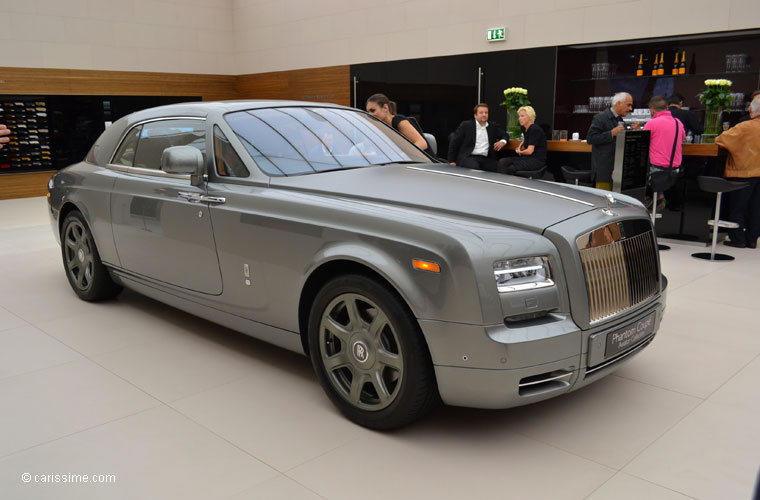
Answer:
top-left (47, 100), bottom-right (666, 429)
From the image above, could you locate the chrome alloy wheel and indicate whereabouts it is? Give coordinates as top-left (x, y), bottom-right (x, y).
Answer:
top-left (318, 292), bottom-right (404, 411)
top-left (63, 219), bottom-right (95, 292)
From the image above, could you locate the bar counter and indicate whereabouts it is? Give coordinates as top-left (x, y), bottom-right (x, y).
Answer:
top-left (505, 140), bottom-right (725, 156)
top-left (502, 139), bottom-right (726, 245)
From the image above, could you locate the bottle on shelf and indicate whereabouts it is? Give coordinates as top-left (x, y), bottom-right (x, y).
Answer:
top-left (678, 50), bottom-right (686, 75)
top-left (651, 53), bottom-right (659, 76)
top-left (657, 52), bottom-right (665, 75)
top-left (672, 52), bottom-right (679, 75)
top-left (636, 53), bottom-right (644, 76)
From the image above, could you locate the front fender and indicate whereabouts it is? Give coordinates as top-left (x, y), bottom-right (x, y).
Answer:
top-left (302, 238), bottom-right (485, 325)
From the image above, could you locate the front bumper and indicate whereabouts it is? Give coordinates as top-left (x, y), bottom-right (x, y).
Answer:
top-left (419, 293), bottom-right (666, 409)
top-left (47, 197), bottom-right (61, 245)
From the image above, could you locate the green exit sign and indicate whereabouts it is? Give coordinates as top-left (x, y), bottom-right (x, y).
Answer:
top-left (487, 27), bottom-right (506, 42)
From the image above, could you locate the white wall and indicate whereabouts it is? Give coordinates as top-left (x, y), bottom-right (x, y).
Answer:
top-left (0, 0), bottom-right (757, 75)
top-left (0, 0), bottom-right (236, 74)
top-left (232, 0), bottom-right (760, 74)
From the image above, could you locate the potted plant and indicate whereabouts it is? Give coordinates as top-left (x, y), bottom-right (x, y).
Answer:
top-left (697, 79), bottom-right (734, 138)
top-left (500, 87), bottom-right (531, 139)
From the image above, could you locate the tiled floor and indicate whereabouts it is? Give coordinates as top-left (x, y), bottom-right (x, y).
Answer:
top-left (1, 196), bottom-right (758, 500)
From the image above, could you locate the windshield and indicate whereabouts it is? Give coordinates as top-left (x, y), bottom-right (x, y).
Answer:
top-left (224, 107), bottom-right (432, 176)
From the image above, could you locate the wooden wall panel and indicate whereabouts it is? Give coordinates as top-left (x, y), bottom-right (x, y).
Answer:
top-left (236, 65), bottom-right (350, 106)
top-left (0, 67), bottom-right (237, 101)
top-left (0, 172), bottom-right (54, 200)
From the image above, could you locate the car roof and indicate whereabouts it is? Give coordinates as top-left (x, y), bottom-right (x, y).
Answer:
top-left (125, 100), bottom-right (352, 122)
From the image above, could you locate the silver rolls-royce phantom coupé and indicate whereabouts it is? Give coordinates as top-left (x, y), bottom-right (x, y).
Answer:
top-left (47, 101), bottom-right (666, 429)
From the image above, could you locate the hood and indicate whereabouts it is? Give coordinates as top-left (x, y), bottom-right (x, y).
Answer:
top-left (269, 163), bottom-right (636, 233)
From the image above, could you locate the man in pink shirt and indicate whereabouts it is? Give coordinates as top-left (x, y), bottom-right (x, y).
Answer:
top-left (644, 96), bottom-right (686, 211)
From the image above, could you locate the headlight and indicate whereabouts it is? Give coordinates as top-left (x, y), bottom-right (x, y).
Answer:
top-left (494, 256), bottom-right (554, 293)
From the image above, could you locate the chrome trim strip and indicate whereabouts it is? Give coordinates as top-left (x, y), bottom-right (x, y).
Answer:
top-left (585, 335), bottom-right (653, 376)
top-left (406, 166), bottom-right (595, 206)
top-left (518, 372), bottom-right (573, 387)
top-left (494, 265), bottom-right (544, 275)
top-left (107, 116), bottom-right (206, 166)
top-left (107, 164), bottom-right (131, 174)
top-left (497, 279), bottom-right (554, 293)
top-left (106, 164), bottom-right (192, 181)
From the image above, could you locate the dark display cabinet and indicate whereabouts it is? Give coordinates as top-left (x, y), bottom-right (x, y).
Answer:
top-left (1, 95), bottom-right (200, 174)
top-left (554, 30), bottom-right (760, 140)
top-left (0, 97), bottom-right (53, 173)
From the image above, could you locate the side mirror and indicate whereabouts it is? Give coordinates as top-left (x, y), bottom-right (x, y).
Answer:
top-left (161, 146), bottom-right (205, 186)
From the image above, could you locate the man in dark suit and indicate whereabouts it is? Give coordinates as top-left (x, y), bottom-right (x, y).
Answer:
top-left (667, 94), bottom-right (703, 135)
top-left (587, 92), bottom-right (639, 190)
top-left (666, 94), bottom-right (704, 211)
top-left (448, 103), bottom-right (508, 171)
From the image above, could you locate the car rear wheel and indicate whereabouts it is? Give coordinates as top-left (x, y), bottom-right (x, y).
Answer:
top-left (61, 210), bottom-right (122, 301)
top-left (308, 274), bottom-right (438, 429)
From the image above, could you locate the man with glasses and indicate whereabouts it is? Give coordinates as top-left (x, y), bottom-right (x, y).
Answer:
top-left (587, 92), bottom-right (640, 190)
top-left (716, 95), bottom-right (760, 248)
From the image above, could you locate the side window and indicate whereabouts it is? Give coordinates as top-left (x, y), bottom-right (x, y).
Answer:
top-left (213, 126), bottom-right (249, 177)
top-left (111, 126), bottom-right (142, 166)
top-left (132, 119), bottom-right (206, 170)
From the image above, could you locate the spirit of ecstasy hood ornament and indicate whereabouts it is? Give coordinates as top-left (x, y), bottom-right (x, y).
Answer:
top-left (602, 193), bottom-right (616, 216)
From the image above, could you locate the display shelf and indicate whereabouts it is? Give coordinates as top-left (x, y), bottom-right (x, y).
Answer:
top-left (0, 97), bottom-right (53, 174)
top-left (553, 30), bottom-right (760, 134)
top-left (571, 70), bottom-right (758, 83)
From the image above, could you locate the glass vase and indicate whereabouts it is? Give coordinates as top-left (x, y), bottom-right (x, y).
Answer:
top-left (506, 108), bottom-right (521, 140)
top-left (703, 108), bottom-right (722, 136)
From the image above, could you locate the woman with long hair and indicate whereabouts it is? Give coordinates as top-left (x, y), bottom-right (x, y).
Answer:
top-left (365, 93), bottom-right (433, 156)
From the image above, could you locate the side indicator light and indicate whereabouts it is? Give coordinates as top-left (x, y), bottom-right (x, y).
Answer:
top-left (412, 259), bottom-right (440, 273)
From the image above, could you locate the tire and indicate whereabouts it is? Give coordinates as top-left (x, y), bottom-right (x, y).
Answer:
top-left (308, 274), bottom-right (439, 430)
top-left (60, 210), bottom-right (122, 301)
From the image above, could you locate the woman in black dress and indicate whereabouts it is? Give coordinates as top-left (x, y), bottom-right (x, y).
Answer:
top-left (497, 106), bottom-right (547, 175)
top-left (365, 94), bottom-right (433, 156)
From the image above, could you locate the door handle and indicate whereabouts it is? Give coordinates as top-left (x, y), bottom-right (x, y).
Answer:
top-left (202, 195), bottom-right (226, 204)
top-left (178, 192), bottom-right (226, 205)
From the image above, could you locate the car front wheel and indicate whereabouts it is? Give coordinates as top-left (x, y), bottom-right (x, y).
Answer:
top-left (61, 210), bottom-right (122, 301)
top-left (308, 274), bottom-right (438, 429)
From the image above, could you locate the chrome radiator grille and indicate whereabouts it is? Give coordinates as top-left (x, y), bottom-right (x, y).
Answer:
top-left (577, 222), bottom-right (659, 324)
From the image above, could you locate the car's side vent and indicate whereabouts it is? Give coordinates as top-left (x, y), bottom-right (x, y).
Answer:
top-left (518, 369), bottom-right (574, 396)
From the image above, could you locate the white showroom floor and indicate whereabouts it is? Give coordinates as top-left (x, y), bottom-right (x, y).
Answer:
top-left (0, 196), bottom-right (758, 500)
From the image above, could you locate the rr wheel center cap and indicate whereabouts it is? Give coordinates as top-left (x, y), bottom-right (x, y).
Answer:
top-left (77, 248), bottom-right (85, 262)
top-left (352, 340), bottom-right (371, 364)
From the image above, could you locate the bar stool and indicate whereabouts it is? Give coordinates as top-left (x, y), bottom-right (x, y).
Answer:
top-left (560, 166), bottom-right (593, 186)
top-left (691, 176), bottom-right (749, 262)
top-left (514, 166), bottom-right (547, 180)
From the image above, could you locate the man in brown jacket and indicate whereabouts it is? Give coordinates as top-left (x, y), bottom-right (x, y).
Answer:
top-left (715, 95), bottom-right (760, 248)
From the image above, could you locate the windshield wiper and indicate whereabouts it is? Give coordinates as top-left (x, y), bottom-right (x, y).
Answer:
top-left (314, 166), bottom-right (367, 173)
top-left (374, 160), bottom-right (425, 166)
